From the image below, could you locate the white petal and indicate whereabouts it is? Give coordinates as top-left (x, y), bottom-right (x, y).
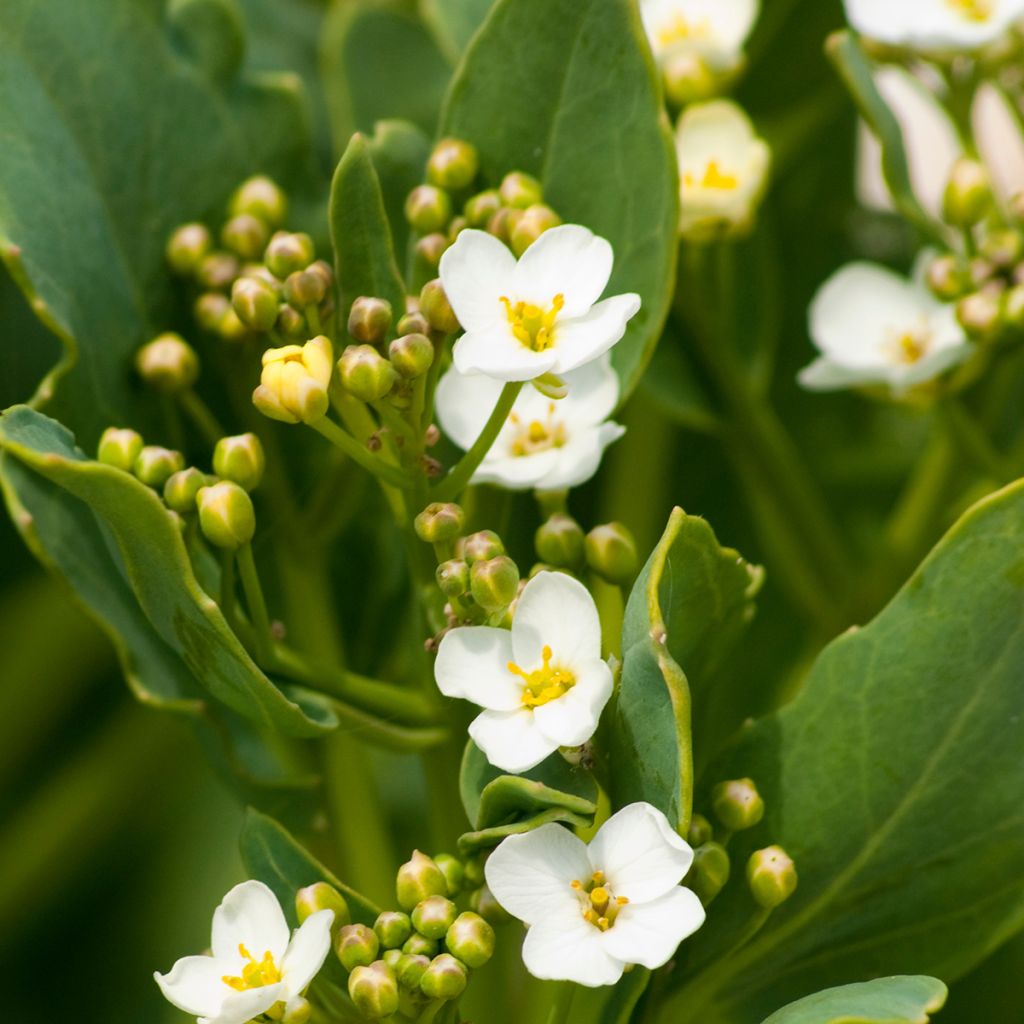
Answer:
top-left (435, 366), bottom-right (506, 450)
top-left (468, 708), bottom-right (555, 773)
top-left (281, 910), bottom-right (334, 995)
top-left (797, 356), bottom-right (892, 393)
top-left (484, 823), bottom-right (592, 925)
top-left (551, 294), bottom-right (641, 375)
top-left (514, 224), bottom-right (614, 318)
top-left (439, 229), bottom-right (517, 333)
top-left (533, 659), bottom-right (614, 748)
top-left (522, 917), bottom-right (625, 987)
top-left (211, 881), bottom-right (290, 964)
top-left (589, 803), bottom-right (694, 903)
top-left (453, 325), bottom-right (558, 381)
top-left (435, 627), bottom-right (522, 710)
top-left (889, 341), bottom-right (973, 393)
top-left (511, 571), bottom-right (602, 670)
top-left (155, 956), bottom-right (231, 1016)
top-left (559, 357), bottom-right (621, 424)
top-left (600, 887), bottom-right (705, 969)
top-left (472, 448), bottom-right (563, 490)
top-left (535, 422), bottom-right (625, 492)
top-left (199, 984), bottom-right (286, 1024)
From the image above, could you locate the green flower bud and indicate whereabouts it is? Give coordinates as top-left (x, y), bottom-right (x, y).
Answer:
top-left (396, 953), bottom-right (431, 990)
top-left (449, 215), bottom-right (469, 242)
top-left (374, 911), bottom-right (413, 950)
top-left (265, 231), bottom-right (315, 280)
top-left (163, 467), bottom-right (208, 513)
top-left (433, 852), bottom-right (465, 896)
top-left (970, 257), bottom-right (997, 287)
top-left (414, 503), bottom-right (466, 545)
top-left (957, 289), bottom-right (1004, 339)
top-left (688, 841), bottom-right (731, 905)
top-left (338, 344), bottom-right (398, 403)
top-left (396, 850), bottom-right (449, 912)
top-left (419, 279), bottom-right (460, 334)
top-left (232, 276), bottom-right (280, 332)
top-left (196, 481), bottom-right (255, 549)
top-left (306, 258), bottom-right (335, 293)
top-left (464, 189), bottom-right (502, 228)
top-left (1004, 283), bottom-right (1024, 329)
top-left (405, 185), bottom-right (453, 234)
top-left (500, 171), bottom-right (543, 209)
top-left (416, 232), bottom-right (450, 270)
top-left (336, 922), bottom-right (380, 972)
top-left (943, 157), bottom-right (992, 228)
top-left (712, 778), bottom-right (765, 832)
top-left (510, 204), bottom-right (562, 258)
top-left (411, 895), bottom-right (457, 941)
top-left (663, 51), bottom-right (718, 106)
top-left (276, 303), bottom-right (307, 341)
top-left (389, 333), bottom-right (435, 379)
top-left (196, 250), bottom-right (241, 291)
top-left (296, 882), bottom-right (351, 937)
top-left (470, 555), bottom-right (520, 612)
top-left (746, 845), bottom-right (797, 909)
top-left (925, 254), bottom-right (968, 302)
top-left (427, 137), bottom-right (479, 191)
top-left (218, 307), bottom-right (250, 344)
top-left (687, 813), bottom-right (714, 848)
top-left (981, 229), bottom-right (1024, 269)
top-left (347, 296), bottom-right (393, 346)
top-left (282, 996), bottom-right (311, 1024)
top-left (284, 268), bottom-right (328, 309)
top-left (221, 213), bottom-right (270, 262)
top-left (348, 961), bottom-right (399, 1020)
top-left (97, 427), bottom-right (144, 472)
top-left (436, 559), bottom-right (471, 598)
top-left (166, 222), bottom-right (212, 275)
top-left (383, 948), bottom-right (404, 970)
top-left (535, 514), bottom-right (585, 569)
top-left (398, 311), bottom-right (431, 337)
top-left (229, 175), bottom-right (288, 228)
top-left (133, 446), bottom-right (185, 488)
top-left (420, 954), bottom-right (467, 1001)
top-left (487, 206), bottom-right (518, 243)
top-left (463, 531), bottom-right (504, 564)
top-left (585, 523), bottom-right (638, 585)
top-left (195, 291), bottom-right (232, 333)
top-left (211, 433), bottom-right (266, 493)
top-left (463, 857), bottom-right (485, 889)
top-left (135, 333), bottom-right (199, 393)
top-left (401, 932), bottom-right (439, 957)
top-left (469, 883), bottom-right (510, 924)
top-left (444, 912), bottom-right (495, 969)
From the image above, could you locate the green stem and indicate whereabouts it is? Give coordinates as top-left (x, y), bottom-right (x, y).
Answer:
top-left (544, 982), bottom-right (577, 1024)
top-left (179, 388), bottom-right (226, 446)
top-left (220, 550), bottom-right (237, 626)
top-left (309, 415), bottom-right (412, 489)
top-left (306, 304), bottom-right (323, 337)
top-left (236, 542), bottom-right (274, 665)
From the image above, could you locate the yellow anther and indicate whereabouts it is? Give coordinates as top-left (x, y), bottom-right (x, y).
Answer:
top-left (597, 917), bottom-right (611, 931)
top-left (509, 644), bottom-right (576, 708)
top-left (656, 12), bottom-right (711, 45)
top-left (684, 160), bottom-right (739, 192)
top-left (616, 896), bottom-right (630, 906)
top-left (570, 879), bottom-right (582, 890)
top-left (947, 0), bottom-right (993, 20)
top-left (221, 945), bottom-right (281, 992)
top-left (887, 324), bottom-right (931, 365)
top-left (499, 294), bottom-right (565, 352)
top-left (591, 871), bottom-right (606, 886)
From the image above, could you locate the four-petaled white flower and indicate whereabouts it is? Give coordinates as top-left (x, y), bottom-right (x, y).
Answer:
top-left (639, 0), bottom-right (759, 69)
top-left (798, 260), bottom-right (971, 396)
top-left (844, 0), bottom-right (1024, 52)
top-left (676, 100), bottom-right (771, 241)
top-left (435, 571), bottom-right (613, 773)
top-left (434, 357), bottom-right (625, 492)
top-left (438, 225), bottom-right (641, 383)
top-left (485, 802), bottom-right (706, 987)
top-left (155, 880), bottom-right (334, 1024)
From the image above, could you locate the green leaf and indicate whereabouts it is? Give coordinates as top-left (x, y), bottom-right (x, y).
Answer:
top-left (664, 482), bottom-right (1024, 1022)
top-left (440, 0), bottom-right (678, 397)
top-left (419, 0), bottom-right (495, 60)
top-left (458, 806), bottom-right (594, 857)
top-left (639, 336), bottom-right (720, 436)
top-left (761, 977), bottom-right (948, 1024)
top-left (366, 120), bottom-right (432, 266)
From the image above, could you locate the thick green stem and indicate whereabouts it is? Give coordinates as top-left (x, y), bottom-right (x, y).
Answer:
top-left (310, 415), bottom-right (412, 490)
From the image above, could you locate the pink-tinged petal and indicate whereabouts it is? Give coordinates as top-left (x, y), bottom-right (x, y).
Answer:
top-left (511, 571), bottom-right (602, 669)
top-left (533, 659), bottom-right (614, 748)
top-left (522, 916), bottom-right (625, 987)
top-left (281, 909), bottom-right (334, 995)
top-left (439, 229), bottom-right (517, 333)
top-left (211, 881), bottom-right (290, 963)
top-left (154, 955), bottom-right (232, 1017)
top-left (435, 628), bottom-right (521, 710)
top-left (599, 887), bottom-right (705, 969)
top-left (468, 708), bottom-right (555, 773)
top-left (515, 225), bottom-right (614, 318)
top-left (551, 294), bottom-right (641, 375)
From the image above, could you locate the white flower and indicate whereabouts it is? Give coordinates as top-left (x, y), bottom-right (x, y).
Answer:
top-left (844, 0), bottom-right (1024, 52)
top-left (438, 225), bottom-right (641, 383)
top-left (485, 802), bottom-right (706, 987)
top-left (676, 100), bottom-right (771, 241)
top-left (434, 357), bottom-right (625, 491)
top-left (639, 0), bottom-right (759, 68)
top-left (798, 260), bottom-right (971, 395)
top-left (155, 880), bottom-right (334, 1024)
top-left (435, 571), bottom-right (613, 773)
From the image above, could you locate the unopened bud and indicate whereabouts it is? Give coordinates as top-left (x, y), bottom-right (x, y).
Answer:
top-left (415, 503), bottom-right (465, 545)
top-left (166, 222), bottom-right (212, 275)
top-left (944, 157), bottom-right (992, 227)
top-left (926, 255), bottom-right (968, 302)
top-left (163, 467), bottom-right (208, 513)
top-left (389, 333), bottom-right (434, 379)
top-left (981, 228), bottom-right (1024, 269)
top-left (222, 213), bottom-right (270, 261)
top-left (382, 948), bottom-right (404, 970)
top-left (462, 529), bottom-right (504, 562)
top-left (416, 232), bottom-right (450, 269)
top-left (284, 268), bottom-right (327, 309)
top-left (500, 171), bottom-right (543, 209)
top-left (663, 51), bottom-right (718, 106)
top-left (97, 427), bottom-right (144, 471)
top-left (687, 813), bottom-right (713, 848)
top-left (336, 923), bottom-right (380, 971)
top-left (195, 291), bottom-right (232, 333)
top-left (433, 852), bottom-right (465, 896)
top-left (229, 175), bottom-right (288, 228)
top-left (196, 481), bottom-right (255, 549)
top-left (411, 895), bottom-right (458, 941)
top-left (232, 276), bottom-right (280, 332)
top-left (449, 215), bottom-right (469, 242)
top-left (469, 883), bottom-right (510, 924)
top-left (348, 961), bottom-right (399, 1019)
top-left (470, 555), bottom-right (520, 612)
top-left (957, 289), bottom-right (1003, 338)
top-left (535, 514), bottom-right (585, 569)
top-left (276, 303), bottom-right (307, 341)
top-left (746, 845), bottom-right (797, 909)
top-left (510, 204), bottom-right (562, 258)
top-left (436, 559), bottom-right (471, 597)
top-left (712, 778), bottom-right (765, 831)
top-left (296, 882), bottom-right (351, 937)
top-left (265, 231), bottom-right (315, 280)
top-left (427, 137), bottom-right (479, 191)
top-left (212, 433), bottom-right (266, 492)
top-left (397, 311), bottom-right (431, 336)
top-left (134, 446), bottom-right (185, 488)
top-left (1005, 283), bottom-right (1024, 329)
top-left (374, 911), bottom-right (413, 950)
top-left (531, 371), bottom-right (569, 400)
top-left (396, 850), bottom-right (449, 911)
top-left (254, 336), bottom-right (333, 424)
top-left (306, 259), bottom-right (335, 292)
top-left (419, 279), bottom-right (460, 334)
top-left (282, 996), bottom-right (311, 1024)
top-left (464, 189), bottom-right (502, 228)
top-left (196, 250), bottom-right (240, 291)
top-left (420, 953), bottom-right (467, 1001)
top-left (585, 523), bottom-right (638, 585)
top-left (338, 344), bottom-right (398, 402)
top-left (444, 912), bottom-right (495, 969)
top-left (487, 206), bottom-right (518, 243)
top-left (401, 932), bottom-right (439, 958)
top-left (405, 185), bottom-right (453, 234)
top-left (218, 307), bottom-right (250, 344)
top-left (136, 333), bottom-right (199, 393)
top-left (347, 296), bottom-right (393, 345)
top-left (688, 841), bottom-right (731, 905)
top-left (396, 953), bottom-right (431, 990)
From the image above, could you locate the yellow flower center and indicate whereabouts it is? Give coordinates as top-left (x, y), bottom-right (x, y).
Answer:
top-left (507, 405), bottom-right (567, 457)
top-left (500, 294), bottom-right (565, 352)
top-left (222, 944), bottom-right (282, 992)
top-left (887, 324), bottom-right (932, 365)
top-left (571, 870), bottom-right (629, 931)
top-left (656, 12), bottom-right (711, 46)
top-left (508, 644), bottom-right (576, 708)
top-left (947, 0), bottom-right (994, 21)
top-left (683, 160), bottom-right (739, 191)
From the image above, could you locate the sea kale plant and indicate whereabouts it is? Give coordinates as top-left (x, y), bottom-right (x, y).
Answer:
top-left (2, 0), bottom-right (1024, 1022)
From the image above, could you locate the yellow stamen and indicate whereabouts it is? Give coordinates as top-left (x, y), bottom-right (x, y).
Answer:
top-left (886, 323), bottom-right (932, 365)
top-left (683, 160), bottom-right (739, 191)
top-left (572, 871), bottom-right (628, 930)
top-left (508, 644), bottom-right (576, 708)
top-left (508, 402), bottom-right (567, 458)
top-left (221, 943), bottom-right (282, 992)
top-left (656, 12), bottom-right (711, 46)
top-left (500, 294), bottom-right (565, 352)
top-left (947, 0), bottom-right (993, 21)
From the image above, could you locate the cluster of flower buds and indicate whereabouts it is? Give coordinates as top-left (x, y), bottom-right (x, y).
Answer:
top-left (405, 137), bottom-right (565, 275)
top-left (534, 513), bottom-right (639, 586)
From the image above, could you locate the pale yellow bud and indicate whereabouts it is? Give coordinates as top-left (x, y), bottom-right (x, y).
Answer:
top-left (253, 335), bottom-right (333, 425)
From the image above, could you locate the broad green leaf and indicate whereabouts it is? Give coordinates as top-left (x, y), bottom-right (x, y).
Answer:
top-left (664, 482), bottom-right (1024, 1022)
top-left (458, 806), bottom-right (594, 857)
top-left (440, 0), bottom-right (678, 396)
top-left (419, 0), bottom-right (495, 60)
top-left (366, 120), bottom-right (432, 266)
top-left (761, 976), bottom-right (948, 1024)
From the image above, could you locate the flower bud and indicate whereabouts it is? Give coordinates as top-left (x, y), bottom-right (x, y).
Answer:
top-left (414, 503), bottom-right (466, 545)
top-left (166, 222), bottom-right (212, 275)
top-left (195, 291), bottom-right (232, 333)
top-left (401, 932), bottom-right (439, 957)
top-left (133, 446), bottom-right (185, 488)
top-left (449, 215), bottom-right (469, 242)
top-left (432, 852), bottom-right (465, 896)
top-left (420, 954), bottom-right (467, 1001)
top-left (211, 433), bottom-right (266, 493)
top-left (688, 841), bottom-right (731, 905)
top-left (388, 332), bottom-right (435, 380)
top-left (336, 923), bottom-right (380, 971)
top-left (232, 276), bottom-right (280, 332)
top-left (1005, 283), bottom-right (1024, 329)
top-left (687, 813), bottom-right (714, 848)
top-left (284, 268), bottom-right (328, 309)
top-left (957, 289), bottom-right (1004, 339)
top-left (374, 911), bottom-right (413, 950)
top-left (419, 279), bottom-right (460, 334)
top-left (196, 250), bottom-right (240, 291)
top-left (348, 961), bottom-right (399, 1019)
top-left (229, 175), bottom-right (288, 227)
top-left (531, 371), bottom-right (569, 400)
top-left (296, 882), bottom-right (351, 937)
top-left (585, 523), bottom-right (638, 585)
top-left (510, 204), bottom-right (562, 258)
top-left (462, 530), bottom-right (504, 563)
top-left (217, 307), bottom-right (250, 344)
top-left (282, 997), bottom-right (311, 1024)
top-left (663, 51), bottom-right (718, 106)
top-left (943, 157), bottom-right (992, 228)
top-left (470, 555), bottom-right (520, 612)
top-left (436, 559), bottom-right (471, 598)
top-left (445, 912), bottom-right (495, 969)
top-left (221, 213), bottom-right (270, 262)
top-left (464, 189), bottom-right (502, 228)
top-left (463, 856), bottom-right (485, 889)
top-left (746, 845), bottom-right (797, 909)
top-left (163, 467), bottom-right (208, 513)
top-left (135, 333), bottom-right (199, 393)
top-left (276, 303), bottom-right (307, 341)
top-left (97, 427), bottom-right (144, 472)
top-left (711, 778), bottom-right (765, 831)
top-left (411, 895), bottom-right (458, 941)
top-left (427, 137), bottom-right (479, 191)
top-left (383, 948), bottom-right (404, 970)
top-left (469, 883), bottom-right (510, 924)
top-left (338, 344), bottom-right (398, 402)
top-left (346, 296), bottom-right (394, 345)
top-left (306, 258), bottom-right (335, 292)
top-left (196, 481), bottom-right (255, 549)
top-left (416, 232), bottom-right (450, 269)
top-left (265, 231), bottom-right (315, 280)
top-left (405, 185), bottom-right (453, 233)
top-left (396, 850), bottom-right (449, 911)
top-left (254, 336), bottom-right (333, 424)
top-left (396, 953), bottom-right (431, 990)
top-left (487, 206), bottom-right (519, 243)
top-left (499, 171), bottom-right (543, 209)
top-left (535, 514), bottom-right (585, 569)
top-left (981, 229), bottom-right (1024, 269)
top-left (925, 254), bottom-right (968, 302)
top-left (397, 311), bottom-right (431, 336)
